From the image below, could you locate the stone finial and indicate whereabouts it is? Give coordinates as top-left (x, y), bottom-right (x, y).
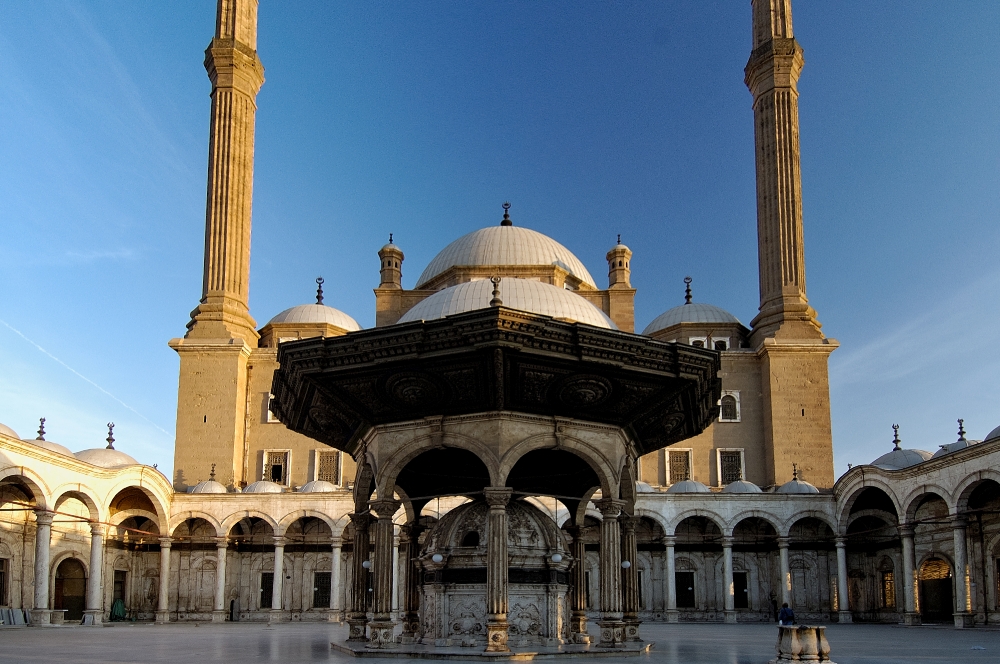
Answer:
top-left (210, 463), bottom-right (217, 481)
top-left (315, 276), bottom-right (325, 305)
top-left (684, 276), bottom-right (692, 305)
top-left (388, 233), bottom-right (393, 244)
top-left (792, 463), bottom-right (799, 480)
top-left (892, 424), bottom-right (901, 451)
top-left (617, 234), bottom-right (621, 245)
top-left (501, 202), bottom-right (512, 227)
top-left (489, 276), bottom-right (503, 307)
top-left (957, 418), bottom-right (966, 441)
top-left (36, 417), bottom-right (46, 441)
top-left (106, 422), bottom-right (116, 450)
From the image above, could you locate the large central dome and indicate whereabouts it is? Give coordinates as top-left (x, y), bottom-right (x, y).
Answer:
top-left (415, 225), bottom-right (596, 289)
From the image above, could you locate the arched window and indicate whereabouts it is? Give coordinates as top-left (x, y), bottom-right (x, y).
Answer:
top-left (691, 339), bottom-right (705, 348)
top-left (720, 395), bottom-right (738, 421)
top-left (461, 531), bottom-right (480, 547)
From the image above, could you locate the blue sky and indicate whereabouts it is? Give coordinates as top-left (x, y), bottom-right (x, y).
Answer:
top-left (1, 2), bottom-right (998, 479)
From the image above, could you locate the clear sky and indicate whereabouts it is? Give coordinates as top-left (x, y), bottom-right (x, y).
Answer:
top-left (1, 2), bottom-right (998, 480)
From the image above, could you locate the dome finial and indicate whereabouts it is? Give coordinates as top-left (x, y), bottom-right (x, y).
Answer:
top-left (617, 234), bottom-right (621, 245)
top-left (500, 202), bottom-right (512, 226)
top-left (489, 275), bottom-right (503, 307)
top-left (388, 233), bottom-right (393, 244)
top-left (684, 276), bottom-right (692, 304)
top-left (36, 417), bottom-right (46, 441)
top-left (892, 423), bottom-right (901, 450)
top-left (957, 418), bottom-right (966, 441)
top-left (210, 463), bottom-right (217, 481)
top-left (792, 463), bottom-right (799, 480)
top-left (106, 422), bottom-right (116, 450)
top-left (315, 276), bottom-right (325, 305)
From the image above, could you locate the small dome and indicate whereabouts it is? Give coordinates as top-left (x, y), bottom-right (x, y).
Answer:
top-left (190, 479), bottom-right (228, 494)
top-left (397, 278), bottom-right (617, 329)
top-left (985, 424), bottom-right (1000, 443)
top-left (299, 480), bottom-right (338, 493)
top-left (642, 303), bottom-right (742, 336)
top-left (75, 448), bottom-right (138, 468)
top-left (266, 304), bottom-right (362, 332)
top-left (871, 448), bottom-right (932, 470)
top-left (635, 481), bottom-right (656, 494)
top-left (722, 479), bottom-right (762, 494)
top-left (0, 423), bottom-right (20, 439)
top-left (666, 479), bottom-right (710, 493)
top-left (381, 242), bottom-right (402, 254)
top-left (777, 478), bottom-right (819, 494)
top-left (24, 438), bottom-right (74, 457)
top-left (243, 480), bottom-right (284, 494)
top-left (416, 225), bottom-right (596, 289)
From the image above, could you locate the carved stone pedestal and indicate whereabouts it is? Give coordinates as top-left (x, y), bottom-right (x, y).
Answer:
top-left (485, 619), bottom-right (509, 652)
top-left (367, 620), bottom-right (396, 649)
top-left (624, 619), bottom-right (642, 641)
top-left (597, 620), bottom-right (625, 648)
top-left (347, 614), bottom-right (368, 642)
top-left (769, 625), bottom-right (835, 663)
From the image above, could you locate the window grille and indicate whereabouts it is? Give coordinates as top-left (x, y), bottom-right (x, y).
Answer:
top-left (0, 558), bottom-right (7, 605)
top-left (265, 451), bottom-right (289, 485)
top-left (260, 572), bottom-right (274, 609)
top-left (720, 395), bottom-right (738, 421)
top-left (719, 450), bottom-right (743, 484)
top-left (919, 558), bottom-right (951, 580)
top-left (313, 572), bottom-right (331, 609)
top-left (316, 450), bottom-right (340, 484)
top-left (668, 450), bottom-right (691, 483)
top-left (881, 571), bottom-right (896, 608)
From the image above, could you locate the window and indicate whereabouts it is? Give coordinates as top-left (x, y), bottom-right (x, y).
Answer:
top-left (675, 571), bottom-right (695, 608)
top-left (718, 449), bottom-right (745, 485)
top-left (315, 450), bottom-right (341, 484)
top-left (113, 570), bottom-right (127, 603)
top-left (260, 572), bottom-right (274, 609)
top-left (313, 571), bottom-right (331, 609)
top-left (718, 391), bottom-right (740, 422)
top-left (713, 338), bottom-right (729, 351)
top-left (881, 571), bottom-right (896, 608)
top-left (266, 394), bottom-right (280, 423)
top-left (690, 337), bottom-right (707, 348)
top-left (0, 558), bottom-right (7, 605)
top-left (264, 450), bottom-right (290, 485)
top-left (461, 531), bottom-right (480, 547)
top-left (667, 449), bottom-right (691, 484)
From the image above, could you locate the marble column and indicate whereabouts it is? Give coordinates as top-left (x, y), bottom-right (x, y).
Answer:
top-left (665, 535), bottom-right (678, 623)
top-left (31, 511), bottom-right (53, 625)
top-left (621, 516), bottom-right (641, 641)
top-left (484, 487), bottom-right (513, 652)
top-left (156, 538), bottom-right (172, 623)
top-left (270, 537), bottom-right (285, 620)
top-left (212, 537), bottom-right (228, 622)
top-left (778, 536), bottom-right (791, 606)
top-left (347, 512), bottom-right (372, 641)
top-left (401, 523), bottom-right (424, 643)
top-left (368, 499), bottom-right (400, 649)
top-left (899, 525), bottom-right (919, 625)
top-left (331, 537), bottom-right (342, 619)
top-left (835, 537), bottom-right (851, 624)
top-left (84, 524), bottom-right (106, 625)
top-left (391, 533), bottom-right (400, 614)
top-left (952, 517), bottom-right (972, 628)
top-left (595, 498), bottom-right (625, 646)
top-left (722, 536), bottom-right (736, 624)
top-left (566, 525), bottom-right (589, 641)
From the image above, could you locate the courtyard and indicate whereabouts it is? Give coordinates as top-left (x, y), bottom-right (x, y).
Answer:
top-left (0, 622), bottom-right (996, 664)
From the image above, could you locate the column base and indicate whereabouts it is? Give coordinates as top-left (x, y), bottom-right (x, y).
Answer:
top-left (211, 610), bottom-right (227, 623)
top-left (666, 610), bottom-right (679, 623)
top-left (347, 616), bottom-right (369, 641)
top-left (82, 610), bottom-right (103, 626)
top-left (902, 612), bottom-right (919, 626)
top-left (569, 611), bottom-right (588, 639)
top-left (29, 609), bottom-right (51, 626)
top-left (485, 620), bottom-right (510, 652)
top-left (724, 610), bottom-right (737, 624)
top-left (597, 620), bottom-right (626, 647)
top-left (367, 620), bottom-right (397, 649)
top-left (155, 610), bottom-right (170, 624)
top-left (837, 610), bottom-right (853, 624)
top-left (624, 618), bottom-right (642, 641)
top-left (954, 612), bottom-right (974, 629)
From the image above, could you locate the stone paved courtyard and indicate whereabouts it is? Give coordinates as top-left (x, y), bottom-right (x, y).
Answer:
top-left (0, 622), bottom-right (998, 663)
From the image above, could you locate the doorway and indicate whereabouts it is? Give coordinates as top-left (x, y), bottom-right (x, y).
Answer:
top-left (918, 558), bottom-right (953, 623)
top-left (733, 571), bottom-right (749, 609)
top-left (54, 559), bottom-right (86, 621)
top-left (675, 571), bottom-right (695, 608)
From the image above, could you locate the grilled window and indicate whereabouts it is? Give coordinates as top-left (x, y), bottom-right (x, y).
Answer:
top-left (719, 450), bottom-right (744, 485)
top-left (265, 451), bottom-right (289, 485)
top-left (714, 339), bottom-right (728, 351)
top-left (719, 393), bottom-right (740, 422)
top-left (313, 572), bottom-right (331, 609)
top-left (316, 450), bottom-right (340, 484)
top-left (668, 450), bottom-right (691, 484)
top-left (881, 571), bottom-right (896, 608)
top-left (0, 558), bottom-right (7, 605)
top-left (260, 572), bottom-right (274, 609)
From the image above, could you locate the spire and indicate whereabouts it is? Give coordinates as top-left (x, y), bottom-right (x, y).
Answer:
top-left (210, 463), bottom-right (217, 481)
top-left (617, 234), bottom-right (621, 245)
top-left (489, 276), bottom-right (503, 307)
top-left (684, 276), bottom-right (692, 305)
top-left (36, 417), bottom-right (46, 441)
top-left (388, 233), bottom-right (393, 244)
top-left (792, 463), bottom-right (799, 481)
top-left (500, 202), bottom-right (512, 227)
top-left (106, 422), bottom-right (116, 450)
top-left (315, 277), bottom-right (325, 305)
top-left (185, 0), bottom-right (265, 343)
top-left (957, 418), bottom-right (966, 442)
top-left (892, 424), bottom-right (901, 451)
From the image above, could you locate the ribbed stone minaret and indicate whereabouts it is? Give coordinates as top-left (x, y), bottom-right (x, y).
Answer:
top-left (744, 0), bottom-right (837, 489)
top-left (186, 0), bottom-right (265, 343)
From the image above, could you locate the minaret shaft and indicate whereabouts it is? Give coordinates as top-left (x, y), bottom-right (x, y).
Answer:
top-left (187, 0), bottom-right (264, 342)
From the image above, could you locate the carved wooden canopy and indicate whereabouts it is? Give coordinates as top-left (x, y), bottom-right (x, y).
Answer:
top-left (270, 307), bottom-right (721, 456)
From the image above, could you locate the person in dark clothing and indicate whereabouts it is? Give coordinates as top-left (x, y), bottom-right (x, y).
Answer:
top-left (778, 602), bottom-right (795, 626)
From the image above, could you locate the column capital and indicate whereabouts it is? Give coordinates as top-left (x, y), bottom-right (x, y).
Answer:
top-left (594, 498), bottom-right (624, 518)
top-left (951, 516), bottom-right (968, 530)
top-left (90, 523), bottom-right (107, 537)
top-left (835, 536), bottom-right (847, 548)
top-left (777, 536), bottom-right (790, 548)
top-left (484, 487), bottom-right (513, 507)
top-left (331, 536), bottom-right (343, 548)
top-left (621, 515), bottom-right (639, 533)
top-left (349, 511), bottom-right (372, 528)
top-left (721, 536), bottom-right (734, 548)
top-left (663, 535), bottom-right (676, 547)
top-left (213, 536), bottom-right (229, 549)
top-left (272, 536), bottom-right (287, 548)
top-left (34, 511), bottom-right (54, 526)
top-left (369, 499), bottom-right (400, 519)
top-left (158, 537), bottom-right (173, 548)
top-left (898, 524), bottom-right (915, 538)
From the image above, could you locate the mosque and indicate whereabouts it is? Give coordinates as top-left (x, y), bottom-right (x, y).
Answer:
top-left (1, 0), bottom-right (999, 652)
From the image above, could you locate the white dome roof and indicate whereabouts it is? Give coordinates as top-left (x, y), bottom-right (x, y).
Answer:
top-left (666, 479), bottom-right (710, 493)
top-left (267, 304), bottom-right (362, 332)
top-left (0, 423), bottom-right (20, 439)
top-left (722, 479), bottom-right (762, 494)
top-left (75, 447), bottom-right (138, 468)
top-left (985, 424), bottom-right (1000, 443)
top-left (190, 479), bottom-right (228, 494)
top-left (642, 303), bottom-right (742, 336)
top-left (298, 480), bottom-right (338, 493)
top-left (243, 480), bottom-right (284, 494)
top-left (635, 481), bottom-right (656, 494)
top-left (24, 438), bottom-right (74, 457)
top-left (397, 278), bottom-right (617, 329)
top-left (871, 448), bottom-right (932, 470)
top-left (416, 225), bottom-right (596, 289)
top-left (777, 477), bottom-right (819, 494)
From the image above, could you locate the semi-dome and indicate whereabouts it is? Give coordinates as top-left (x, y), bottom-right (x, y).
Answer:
top-left (397, 278), bottom-right (617, 329)
top-left (266, 304), bottom-right (362, 332)
top-left (777, 468), bottom-right (819, 494)
top-left (415, 225), bottom-right (596, 289)
top-left (871, 426), bottom-right (931, 469)
top-left (298, 480), bottom-right (338, 493)
top-left (643, 303), bottom-right (742, 336)
top-left (243, 480), bottom-right (284, 494)
top-left (0, 423), bottom-right (19, 439)
top-left (190, 479), bottom-right (228, 494)
top-left (722, 479), bottom-right (762, 494)
top-left (75, 448), bottom-right (138, 468)
top-left (666, 479), bottom-right (710, 493)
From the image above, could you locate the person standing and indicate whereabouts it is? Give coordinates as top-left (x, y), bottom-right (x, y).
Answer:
top-left (778, 602), bottom-right (795, 626)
